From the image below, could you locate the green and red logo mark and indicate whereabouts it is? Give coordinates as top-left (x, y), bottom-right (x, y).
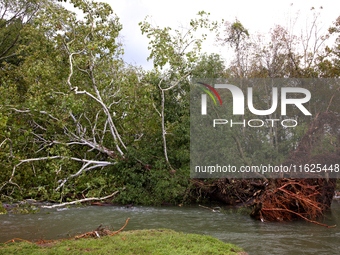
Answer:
top-left (197, 82), bottom-right (222, 106)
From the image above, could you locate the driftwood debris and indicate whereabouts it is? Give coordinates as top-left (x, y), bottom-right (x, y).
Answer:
top-left (3, 218), bottom-right (130, 245)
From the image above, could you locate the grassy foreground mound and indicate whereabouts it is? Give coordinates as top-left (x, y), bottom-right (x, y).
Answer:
top-left (0, 229), bottom-right (246, 255)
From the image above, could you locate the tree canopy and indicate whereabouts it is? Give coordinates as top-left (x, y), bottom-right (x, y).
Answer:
top-left (0, 0), bottom-right (339, 205)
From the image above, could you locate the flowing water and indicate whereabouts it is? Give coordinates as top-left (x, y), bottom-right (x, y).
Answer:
top-left (1, 200), bottom-right (340, 255)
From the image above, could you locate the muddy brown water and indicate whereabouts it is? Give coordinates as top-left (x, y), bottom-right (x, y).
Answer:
top-left (1, 200), bottom-right (340, 255)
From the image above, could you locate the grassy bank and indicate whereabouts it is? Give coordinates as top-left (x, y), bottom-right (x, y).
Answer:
top-left (0, 229), bottom-right (246, 255)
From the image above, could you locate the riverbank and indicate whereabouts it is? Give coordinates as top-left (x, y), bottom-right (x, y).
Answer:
top-left (0, 229), bottom-right (246, 255)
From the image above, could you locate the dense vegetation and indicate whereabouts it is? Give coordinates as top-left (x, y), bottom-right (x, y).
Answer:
top-left (0, 0), bottom-right (339, 205)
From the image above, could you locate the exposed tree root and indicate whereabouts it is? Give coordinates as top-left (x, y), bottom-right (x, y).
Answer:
top-left (256, 178), bottom-right (336, 225)
top-left (189, 111), bottom-right (339, 226)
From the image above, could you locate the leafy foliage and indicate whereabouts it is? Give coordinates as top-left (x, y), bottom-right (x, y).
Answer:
top-left (0, 0), bottom-right (339, 205)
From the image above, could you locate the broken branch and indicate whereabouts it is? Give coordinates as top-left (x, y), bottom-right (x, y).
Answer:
top-left (41, 188), bottom-right (124, 208)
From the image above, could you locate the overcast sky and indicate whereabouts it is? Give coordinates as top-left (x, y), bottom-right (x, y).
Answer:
top-left (63, 0), bottom-right (340, 70)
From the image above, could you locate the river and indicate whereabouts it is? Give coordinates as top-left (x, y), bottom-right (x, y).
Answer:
top-left (1, 200), bottom-right (340, 254)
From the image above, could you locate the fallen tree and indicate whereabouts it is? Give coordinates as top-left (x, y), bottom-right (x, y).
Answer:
top-left (191, 111), bottom-right (340, 226)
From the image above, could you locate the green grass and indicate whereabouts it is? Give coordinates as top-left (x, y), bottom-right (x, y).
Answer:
top-left (0, 229), bottom-right (246, 254)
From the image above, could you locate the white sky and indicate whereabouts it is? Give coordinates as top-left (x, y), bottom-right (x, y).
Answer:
top-left (62, 0), bottom-right (340, 70)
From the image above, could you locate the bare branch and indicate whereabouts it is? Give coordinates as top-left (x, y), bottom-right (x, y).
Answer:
top-left (0, 138), bottom-right (9, 149)
top-left (40, 189), bottom-right (124, 208)
top-left (0, 138), bottom-right (13, 157)
top-left (157, 71), bottom-right (191, 169)
top-left (100, 119), bottom-right (109, 144)
top-left (67, 51), bottom-right (85, 90)
top-left (74, 89), bottom-right (126, 156)
top-left (8, 156), bottom-right (114, 184)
